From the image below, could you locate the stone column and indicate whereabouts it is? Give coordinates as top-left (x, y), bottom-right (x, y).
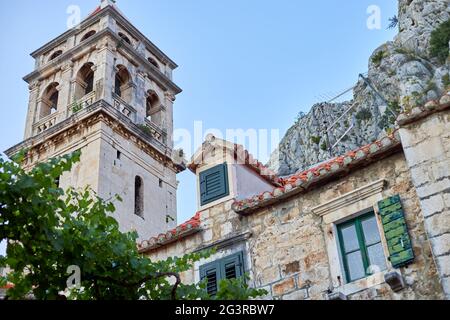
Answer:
top-left (23, 81), bottom-right (41, 139)
top-left (60, 62), bottom-right (74, 118)
top-left (134, 69), bottom-right (147, 123)
top-left (96, 38), bottom-right (116, 106)
top-left (398, 101), bottom-right (450, 299)
top-left (164, 91), bottom-right (175, 150)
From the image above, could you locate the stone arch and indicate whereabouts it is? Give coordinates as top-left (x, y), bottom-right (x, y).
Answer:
top-left (134, 175), bottom-right (144, 218)
top-left (147, 57), bottom-right (159, 69)
top-left (146, 90), bottom-right (163, 127)
top-left (49, 50), bottom-right (63, 62)
top-left (118, 32), bottom-right (132, 45)
top-left (39, 82), bottom-right (59, 119)
top-left (73, 62), bottom-right (95, 100)
top-left (81, 30), bottom-right (96, 42)
top-left (114, 65), bottom-right (133, 103)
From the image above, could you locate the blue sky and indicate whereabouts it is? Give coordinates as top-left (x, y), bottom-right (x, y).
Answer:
top-left (0, 0), bottom-right (397, 255)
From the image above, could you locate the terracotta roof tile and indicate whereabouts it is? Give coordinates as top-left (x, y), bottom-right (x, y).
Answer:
top-left (138, 212), bottom-right (202, 253)
top-left (232, 131), bottom-right (401, 215)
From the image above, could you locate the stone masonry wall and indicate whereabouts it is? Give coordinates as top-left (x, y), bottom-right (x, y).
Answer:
top-left (399, 108), bottom-right (450, 298)
top-left (147, 151), bottom-right (445, 300)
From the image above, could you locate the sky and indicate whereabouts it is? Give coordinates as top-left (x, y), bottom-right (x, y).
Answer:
top-left (0, 0), bottom-right (398, 256)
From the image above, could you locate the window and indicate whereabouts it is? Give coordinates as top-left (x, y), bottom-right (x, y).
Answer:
top-left (159, 179), bottom-right (163, 188)
top-left (199, 252), bottom-right (244, 296)
top-left (146, 90), bottom-right (162, 126)
top-left (134, 176), bottom-right (144, 218)
top-left (81, 30), bottom-right (96, 42)
top-left (116, 150), bottom-right (121, 160)
top-left (147, 57), bottom-right (159, 69)
top-left (40, 82), bottom-right (59, 119)
top-left (337, 212), bottom-right (387, 283)
top-left (199, 163), bottom-right (229, 206)
top-left (74, 62), bottom-right (95, 99)
top-left (114, 65), bottom-right (132, 102)
top-left (49, 50), bottom-right (63, 62)
top-left (118, 32), bottom-right (132, 45)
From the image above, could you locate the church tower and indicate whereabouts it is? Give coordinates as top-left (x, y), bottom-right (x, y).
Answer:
top-left (5, 0), bottom-right (185, 240)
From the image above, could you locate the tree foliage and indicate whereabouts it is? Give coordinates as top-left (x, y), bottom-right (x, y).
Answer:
top-left (0, 151), bottom-right (266, 300)
top-left (429, 19), bottom-right (450, 64)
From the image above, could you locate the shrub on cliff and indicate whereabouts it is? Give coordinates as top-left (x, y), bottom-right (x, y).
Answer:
top-left (429, 19), bottom-right (450, 64)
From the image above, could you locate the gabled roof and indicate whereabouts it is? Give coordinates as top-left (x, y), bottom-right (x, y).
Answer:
top-left (138, 213), bottom-right (202, 253)
top-left (188, 134), bottom-right (283, 187)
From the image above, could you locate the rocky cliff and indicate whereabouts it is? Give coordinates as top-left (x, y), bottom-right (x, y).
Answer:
top-left (268, 0), bottom-right (450, 176)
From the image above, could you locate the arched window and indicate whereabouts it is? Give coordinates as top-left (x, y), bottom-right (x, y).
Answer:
top-left (80, 30), bottom-right (96, 42)
top-left (49, 50), bottom-right (63, 62)
top-left (118, 32), bottom-right (132, 45)
top-left (114, 65), bottom-right (132, 102)
top-left (146, 90), bottom-right (162, 127)
top-left (74, 62), bottom-right (95, 99)
top-left (134, 176), bottom-right (144, 218)
top-left (40, 82), bottom-right (59, 119)
top-left (147, 57), bottom-right (159, 69)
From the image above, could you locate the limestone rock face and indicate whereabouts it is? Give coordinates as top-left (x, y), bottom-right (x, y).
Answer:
top-left (268, 0), bottom-right (450, 176)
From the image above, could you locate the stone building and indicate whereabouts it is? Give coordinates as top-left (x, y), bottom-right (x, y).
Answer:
top-left (138, 94), bottom-right (450, 300)
top-left (5, 0), bottom-right (185, 240)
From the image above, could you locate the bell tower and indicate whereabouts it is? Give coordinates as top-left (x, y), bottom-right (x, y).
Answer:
top-left (5, 0), bottom-right (185, 240)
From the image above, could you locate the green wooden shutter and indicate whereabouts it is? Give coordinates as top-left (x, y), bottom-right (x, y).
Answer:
top-left (199, 252), bottom-right (245, 296)
top-left (220, 251), bottom-right (244, 280)
top-left (200, 261), bottom-right (220, 296)
top-left (378, 195), bottom-right (414, 268)
top-left (199, 163), bottom-right (229, 206)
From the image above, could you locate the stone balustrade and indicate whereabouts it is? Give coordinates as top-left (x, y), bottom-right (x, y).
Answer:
top-left (143, 117), bottom-right (166, 144)
top-left (112, 93), bottom-right (137, 122)
top-left (33, 111), bottom-right (59, 135)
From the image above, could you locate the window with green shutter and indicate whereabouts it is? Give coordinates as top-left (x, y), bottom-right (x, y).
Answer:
top-left (199, 163), bottom-right (229, 206)
top-left (378, 195), bottom-right (414, 268)
top-left (199, 252), bottom-right (244, 296)
top-left (337, 212), bottom-right (387, 283)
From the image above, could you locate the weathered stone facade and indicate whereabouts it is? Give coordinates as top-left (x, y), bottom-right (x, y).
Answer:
top-left (142, 96), bottom-right (450, 300)
top-left (5, 0), bottom-right (184, 240)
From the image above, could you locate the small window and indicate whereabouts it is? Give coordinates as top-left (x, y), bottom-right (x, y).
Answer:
top-left (199, 252), bottom-right (244, 296)
top-left (116, 150), bottom-right (121, 160)
top-left (159, 179), bottom-right (163, 188)
top-left (337, 212), bottom-right (387, 283)
top-left (49, 50), bottom-right (63, 62)
top-left (118, 32), bottom-right (132, 45)
top-left (147, 57), bottom-right (159, 69)
top-left (134, 176), bottom-right (144, 218)
top-left (199, 163), bottom-right (229, 206)
top-left (81, 30), bottom-right (96, 42)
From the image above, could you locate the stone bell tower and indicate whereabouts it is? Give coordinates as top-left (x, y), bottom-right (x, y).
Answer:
top-left (5, 0), bottom-right (185, 240)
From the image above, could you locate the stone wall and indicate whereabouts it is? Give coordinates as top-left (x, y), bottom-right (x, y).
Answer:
top-left (146, 151), bottom-right (445, 300)
top-left (399, 108), bottom-right (450, 298)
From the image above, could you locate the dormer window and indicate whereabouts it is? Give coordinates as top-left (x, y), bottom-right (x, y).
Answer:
top-left (199, 163), bottom-right (229, 206)
top-left (118, 32), bottom-right (132, 45)
top-left (49, 50), bottom-right (63, 62)
top-left (81, 30), bottom-right (96, 42)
